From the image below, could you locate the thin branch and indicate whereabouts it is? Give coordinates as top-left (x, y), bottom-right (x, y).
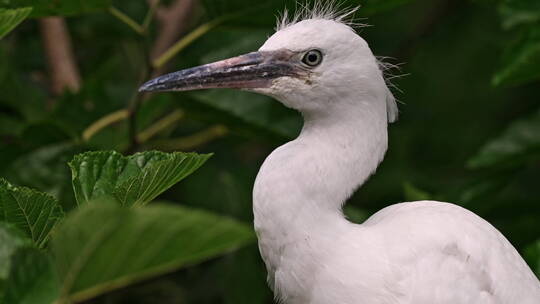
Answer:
top-left (137, 109), bottom-right (184, 143)
top-left (147, 125), bottom-right (228, 151)
top-left (143, 0), bottom-right (161, 30)
top-left (150, 0), bottom-right (197, 74)
top-left (82, 110), bottom-right (130, 142)
top-left (126, 91), bottom-right (146, 152)
top-left (125, 0), bottom-right (197, 151)
top-left (125, 42), bottom-right (155, 152)
top-left (123, 0), bottom-right (196, 151)
top-left (152, 18), bottom-right (223, 69)
top-left (109, 6), bottom-right (145, 35)
top-left (39, 17), bottom-right (81, 98)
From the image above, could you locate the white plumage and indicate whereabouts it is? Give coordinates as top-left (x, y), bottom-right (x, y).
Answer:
top-left (140, 5), bottom-right (540, 304)
top-left (252, 11), bottom-right (540, 304)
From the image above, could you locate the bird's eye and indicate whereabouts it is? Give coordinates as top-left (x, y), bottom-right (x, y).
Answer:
top-left (301, 50), bottom-right (323, 67)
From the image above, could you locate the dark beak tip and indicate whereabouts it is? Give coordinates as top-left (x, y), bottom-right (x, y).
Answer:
top-left (138, 81), bottom-right (153, 93)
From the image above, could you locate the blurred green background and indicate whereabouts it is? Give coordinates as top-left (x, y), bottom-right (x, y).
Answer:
top-left (0, 0), bottom-right (539, 303)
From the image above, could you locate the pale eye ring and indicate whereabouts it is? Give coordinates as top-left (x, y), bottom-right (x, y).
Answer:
top-left (301, 49), bottom-right (323, 67)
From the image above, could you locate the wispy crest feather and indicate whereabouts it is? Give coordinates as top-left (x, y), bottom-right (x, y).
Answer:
top-left (275, 1), bottom-right (402, 122)
top-left (377, 57), bottom-right (406, 93)
top-left (276, 1), bottom-right (364, 31)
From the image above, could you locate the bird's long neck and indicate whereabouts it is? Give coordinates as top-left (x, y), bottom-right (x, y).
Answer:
top-left (252, 97), bottom-right (388, 279)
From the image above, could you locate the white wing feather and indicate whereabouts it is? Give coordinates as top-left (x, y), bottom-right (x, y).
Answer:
top-left (305, 201), bottom-right (540, 304)
top-left (362, 201), bottom-right (540, 304)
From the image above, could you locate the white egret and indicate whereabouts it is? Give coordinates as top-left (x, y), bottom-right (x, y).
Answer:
top-left (140, 6), bottom-right (540, 304)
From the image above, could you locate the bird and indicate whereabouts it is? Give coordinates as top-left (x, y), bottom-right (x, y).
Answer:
top-left (139, 4), bottom-right (540, 304)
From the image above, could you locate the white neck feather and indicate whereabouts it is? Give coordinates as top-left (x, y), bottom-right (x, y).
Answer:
top-left (252, 95), bottom-right (388, 289)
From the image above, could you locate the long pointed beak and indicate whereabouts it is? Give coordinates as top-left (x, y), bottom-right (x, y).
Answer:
top-left (139, 49), bottom-right (306, 93)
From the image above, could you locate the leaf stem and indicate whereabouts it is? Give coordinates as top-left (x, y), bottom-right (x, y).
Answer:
top-left (148, 125), bottom-right (228, 151)
top-left (152, 17), bottom-right (224, 69)
top-left (137, 109), bottom-right (185, 143)
top-left (142, 0), bottom-right (161, 30)
top-left (82, 110), bottom-right (130, 142)
top-left (109, 6), bottom-right (145, 35)
top-left (126, 44), bottom-right (153, 152)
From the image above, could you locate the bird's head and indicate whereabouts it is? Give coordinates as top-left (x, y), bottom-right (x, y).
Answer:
top-left (140, 11), bottom-right (398, 122)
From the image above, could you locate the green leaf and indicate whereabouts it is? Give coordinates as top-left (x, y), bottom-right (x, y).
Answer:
top-left (216, 246), bottom-right (271, 304)
top-left (199, 29), bottom-right (269, 64)
top-left (69, 151), bottom-right (211, 207)
top-left (360, 0), bottom-right (417, 16)
top-left (0, 179), bottom-right (64, 248)
top-left (343, 205), bottom-right (370, 224)
top-left (468, 109), bottom-right (540, 169)
top-left (200, 0), bottom-right (418, 28)
top-left (172, 27), bottom-right (301, 140)
top-left (0, 7), bottom-right (31, 39)
top-left (0, 223), bottom-right (32, 298)
top-left (4, 143), bottom-right (82, 211)
top-left (3, 248), bottom-right (59, 304)
top-left (1, 0), bottom-right (110, 17)
top-left (51, 202), bottom-right (255, 303)
top-left (200, 0), bottom-right (278, 27)
top-left (186, 90), bottom-right (301, 140)
top-left (493, 26), bottom-right (540, 87)
top-left (50, 55), bottom-right (131, 138)
top-left (403, 182), bottom-right (432, 201)
top-left (0, 46), bottom-right (48, 122)
top-left (524, 239), bottom-right (540, 277)
top-left (0, 113), bottom-right (24, 136)
top-left (499, 0), bottom-right (540, 29)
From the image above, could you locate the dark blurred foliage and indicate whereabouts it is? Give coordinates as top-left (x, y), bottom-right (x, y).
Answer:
top-left (0, 0), bottom-right (539, 303)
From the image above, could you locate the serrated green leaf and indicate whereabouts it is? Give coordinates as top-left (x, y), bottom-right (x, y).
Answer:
top-left (4, 143), bottom-right (82, 211)
top-left (3, 247), bottom-right (59, 304)
top-left (0, 7), bottom-right (31, 39)
top-left (468, 109), bottom-right (540, 168)
top-left (0, 179), bottom-right (64, 248)
top-left (1, 0), bottom-right (110, 17)
top-left (0, 223), bottom-right (32, 299)
top-left (493, 26), bottom-right (540, 87)
top-left (69, 151), bottom-right (211, 207)
top-left (51, 202), bottom-right (255, 303)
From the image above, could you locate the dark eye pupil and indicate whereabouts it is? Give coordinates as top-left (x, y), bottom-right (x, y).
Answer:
top-left (302, 50), bottom-right (322, 66)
